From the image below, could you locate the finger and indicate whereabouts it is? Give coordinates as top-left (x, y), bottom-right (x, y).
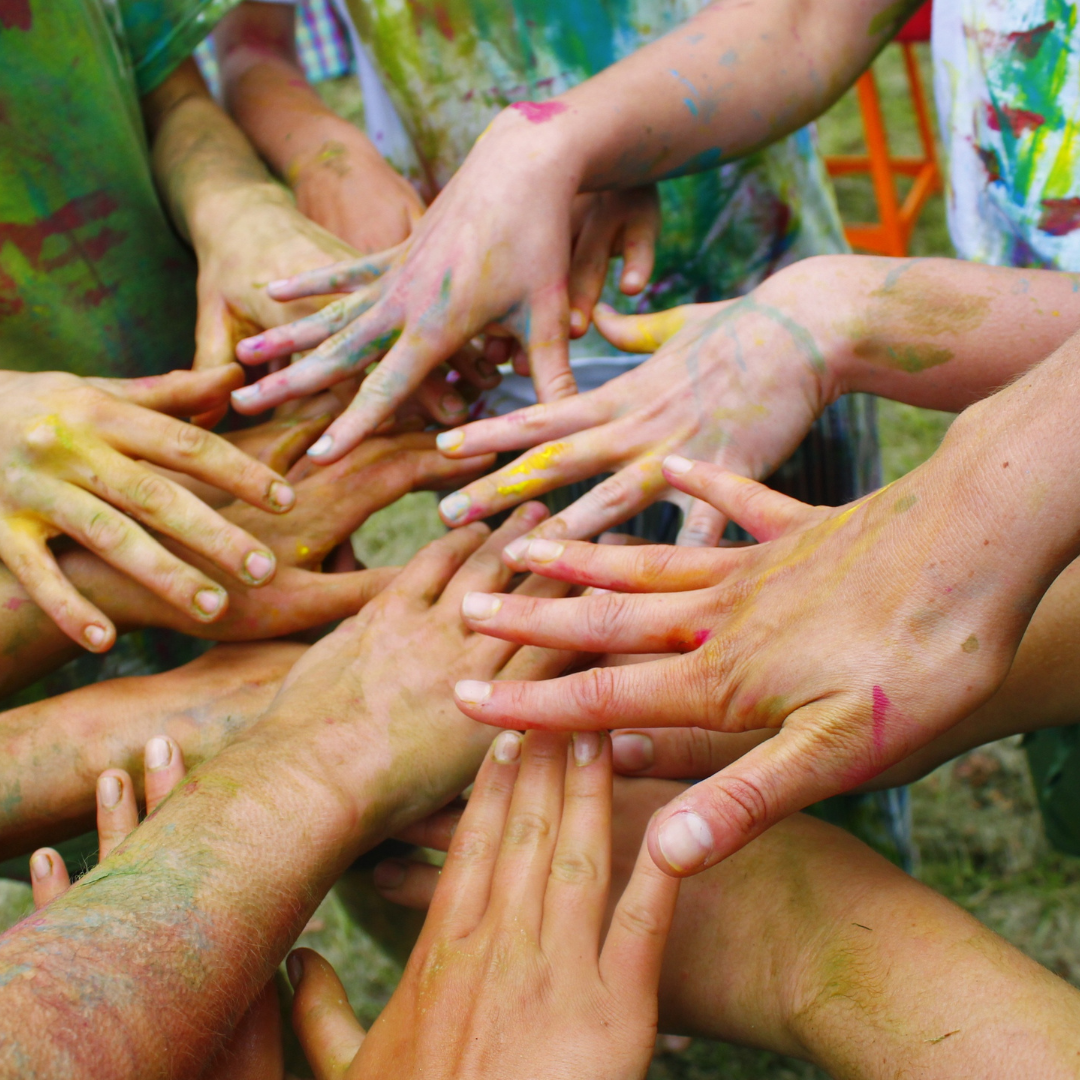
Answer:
top-left (235, 286), bottom-right (383, 366)
top-left (393, 801), bottom-right (466, 851)
top-left (46, 484), bottom-right (231, 624)
top-left (599, 818), bottom-right (680, 991)
top-left (423, 731), bottom-right (523, 939)
top-left (592, 303), bottom-right (690, 354)
top-left (437, 501), bottom-right (549, 611)
top-left (96, 768), bottom-right (138, 860)
top-left (486, 730), bottom-right (568, 937)
top-left (526, 291), bottom-right (577, 404)
top-left (289, 948), bottom-right (365, 1080)
top-left (662, 457), bottom-right (814, 542)
top-left (611, 728), bottom-right (775, 778)
top-left (460, 588), bottom-right (710, 653)
top-left (207, 980), bottom-right (283, 1080)
top-left (0, 520), bottom-right (115, 651)
top-left (77, 451), bottom-right (280, 587)
top-left (193, 293), bottom-right (242, 378)
top-left (541, 732), bottom-right (612, 961)
top-left (618, 187), bottom-right (660, 295)
top-left (267, 247), bottom-right (401, 301)
top-left (413, 366), bottom-right (470, 427)
top-left (109, 407), bottom-right (296, 515)
top-left (568, 207), bottom-right (623, 337)
top-left (676, 500), bottom-right (727, 548)
top-left (646, 712), bottom-right (859, 875)
top-left (446, 347), bottom-right (502, 393)
top-left (92, 365), bottom-right (244, 416)
top-left (143, 736), bottom-right (186, 814)
top-left (501, 535), bottom-right (736, 592)
top-left (454, 652), bottom-right (706, 733)
top-left (303, 330), bottom-right (451, 462)
top-left (30, 848), bottom-right (71, 908)
top-left (373, 858), bottom-right (440, 910)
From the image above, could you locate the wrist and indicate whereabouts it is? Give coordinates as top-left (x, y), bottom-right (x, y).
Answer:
top-left (186, 179), bottom-right (292, 255)
top-left (485, 103), bottom-right (591, 195)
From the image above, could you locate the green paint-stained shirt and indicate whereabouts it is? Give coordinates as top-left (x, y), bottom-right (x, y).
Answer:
top-left (0, 0), bottom-right (237, 379)
top-left (342, 0), bottom-right (849, 315)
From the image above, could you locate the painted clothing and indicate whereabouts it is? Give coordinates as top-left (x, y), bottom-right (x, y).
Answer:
top-left (934, 0), bottom-right (1080, 267)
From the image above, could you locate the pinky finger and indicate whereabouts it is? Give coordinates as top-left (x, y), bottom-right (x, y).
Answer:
top-left (599, 819), bottom-right (680, 994)
top-left (0, 522), bottom-right (115, 652)
top-left (373, 859), bottom-right (440, 910)
top-left (30, 848), bottom-right (71, 909)
top-left (289, 948), bottom-right (365, 1080)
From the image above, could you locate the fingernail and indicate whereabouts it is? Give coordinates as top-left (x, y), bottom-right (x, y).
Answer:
top-left (493, 730), bottom-right (522, 764)
top-left (526, 538), bottom-right (564, 562)
top-left (436, 429), bottom-right (465, 452)
top-left (145, 737), bottom-right (172, 772)
top-left (286, 951), bottom-right (304, 990)
top-left (194, 588), bottom-right (225, 617)
top-left (456, 679), bottom-right (492, 705)
top-left (308, 434), bottom-right (334, 458)
top-left (663, 454), bottom-right (694, 476)
top-left (569, 309), bottom-right (588, 334)
top-left (373, 860), bottom-right (407, 889)
top-left (462, 592), bottom-right (501, 620)
top-left (83, 624), bottom-right (109, 650)
top-left (439, 491), bottom-right (472, 524)
top-left (657, 811), bottom-right (713, 873)
top-left (231, 385), bottom-right (259, 404)
top-left (612, 732), bottom-right (654, 772)
top-left (503, 536), bottom-right (530, 563)
top-left (572, 731), bottom-right (602, 766)
top-left (441, 393), bottom-right (467, 416)
top-left (476, 359), bottom-right (498, 379)
top-left (30, 851), bottom-right (53, 881)
top-left (269, 481), bottom-right (295, 511)
top-left (243, 550), bottom-right (275, 584)
top-left (98, 774), bottom-right (122, 810)
top-left (623, 269), bottom-right (643, 291)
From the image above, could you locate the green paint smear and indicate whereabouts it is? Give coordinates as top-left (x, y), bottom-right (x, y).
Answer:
top-left (854, 340), bottom-right (953, 374)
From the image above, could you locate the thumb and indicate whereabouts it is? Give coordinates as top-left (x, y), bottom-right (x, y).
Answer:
top-left (661, 458), bottom-right (818, 542)
top-left (645, 705), bottom-right (863, 875)
top-left (289, 949), bottom-right (365, 1080)
top-left (592, 303), bottom-right (690, 354)
top-left (91, 365), bottom-right (243, 417)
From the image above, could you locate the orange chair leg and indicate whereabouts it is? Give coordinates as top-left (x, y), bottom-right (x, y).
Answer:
top-left (855, 69), bottom-right (906, 256)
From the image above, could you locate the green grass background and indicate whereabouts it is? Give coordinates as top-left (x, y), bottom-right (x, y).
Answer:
top-left (1, 43), bottom-right (1077, 1080)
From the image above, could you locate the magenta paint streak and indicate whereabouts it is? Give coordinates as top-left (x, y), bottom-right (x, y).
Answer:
top-left (693, 628), bottom-right (711, 647)
top-left (3, 597), bottom-right (26, 611)
top-left (871, 685), bottom-right (889, 753)
top-left (511, 101), bottom-right (568, 124)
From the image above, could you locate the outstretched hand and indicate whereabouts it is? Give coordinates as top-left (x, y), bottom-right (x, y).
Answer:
top-left (452, 453), bottom-right (1027, 876)
top-left (0, 366), bottom-right (293, 652)
top-left (288, 729), bottom-right (678, 1080)
top-left (230, 107), bottom-right (660, 463)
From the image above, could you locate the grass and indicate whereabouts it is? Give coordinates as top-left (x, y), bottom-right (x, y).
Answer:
top-left (1, 41), bottom-right (1076, 1080)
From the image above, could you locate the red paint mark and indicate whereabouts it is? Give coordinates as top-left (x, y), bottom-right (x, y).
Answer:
top-left (871, 685), bottom-right (890, 754)
top-left (3, 596), bottom-right (26, 611)
top-left (693, 628), bottom-right (711, 646)
top-left (1006, 20), bottom-right (1054, 59)
top-left (182, 780), bottom-right (200, 796)
top-left (976, 145), bottom-right (1002, 183)
top-left (406, 0), bottom-right (455, 40)
top-left (511, 101), bottom-right (568, 124)
top-left (0, 0), bottom-right (31, 30)
top-left (992, 104), bottom-right (1045, 136)
top-left (1039, 198), bottom-right (1080, 236)
top-left (0, 190), bottom-right (120, 269)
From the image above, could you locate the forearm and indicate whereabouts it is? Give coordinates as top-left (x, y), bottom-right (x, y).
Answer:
top-left (764, 255), bottom-right (1080, 412)
top-left (494, 0), bottom-right (909, 190)
top-left (0, 643), bottom-right (300, 859)
top-left (142, 56), bottom-right (285, 246)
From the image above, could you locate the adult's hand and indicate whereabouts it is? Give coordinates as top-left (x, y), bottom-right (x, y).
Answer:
top-left (0, 366), bottom-right (291, 651)
top-left (230, 109), bottom-right (657, 461)
top-left (451, 345), bottom-right (1080, 875)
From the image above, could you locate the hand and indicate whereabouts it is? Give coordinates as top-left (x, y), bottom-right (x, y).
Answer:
top-left (452, 450), bottom-right (1033, 876)
top-left (0, 366), bottom-right (293, 651)
top-left (433, 280), bottom-right (834, 546)
top-left (229, 106), bottom-right (601, 461)
top-left (29, 739), bottom-right (287, 1080)
top-left (288, 729), bottom-right (679, 1080)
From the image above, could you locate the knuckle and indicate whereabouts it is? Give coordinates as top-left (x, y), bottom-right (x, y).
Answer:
top-left (129, 473), bottom-right (177, 516)
top-left (613, 897), bottom-right (667, 939)
top-left (542, 370), bottom-right (578, 401)
top-left (83, 511), bottom-right (131, 555)
top-left (450, 825), bottom-right (498, 866)
top-left (582, 595), bottom-right (626, 644)
top-left (571, 665), bottom-right (618, 723)
top-left (549, 850), bottom-right (601, 886)
top-left (503, 809), bottom-right (552, 849)
top-left (704, 774), bottom-right (770, 840)
top-left (171, 422), bottom-right (209, 459)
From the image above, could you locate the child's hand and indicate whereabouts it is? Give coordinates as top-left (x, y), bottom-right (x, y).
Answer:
top-left (288, 729), bottom-right (680, 1080)
top-left (0, 366), bottom-right (293, 651)
top-left (29, 739), bottom-right (288, 1080)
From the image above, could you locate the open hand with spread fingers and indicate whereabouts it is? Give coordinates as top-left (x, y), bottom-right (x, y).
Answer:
top-left (287, 729), bottom-right (679, 1080)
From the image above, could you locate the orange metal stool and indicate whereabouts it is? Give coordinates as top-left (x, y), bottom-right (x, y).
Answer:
top-left (824, 2), bottom-right (940, 256)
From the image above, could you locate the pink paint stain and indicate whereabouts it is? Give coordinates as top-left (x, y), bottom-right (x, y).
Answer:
top-left (871, 685), bottom-right (890, 754)
top-left (3, 597), bottom-right (26, 612)
top-left (511, 101), bottom-right (568, 124)
top-left (693, 628), bottom-right (711, 646)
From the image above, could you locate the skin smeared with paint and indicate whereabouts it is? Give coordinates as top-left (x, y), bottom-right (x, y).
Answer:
top-left (376, 781), bottom-right (1080, 1078)
top-left (0, 508), bottom-right (575, 1078)
top-left (0, 427), bottom-right (495, 697)
top-left (510, 101), bottom-right (569, 123)
top-left (453, 325), bottom-right (1080, 876)
top-left (434, 255), bottom-right (1080, 546)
